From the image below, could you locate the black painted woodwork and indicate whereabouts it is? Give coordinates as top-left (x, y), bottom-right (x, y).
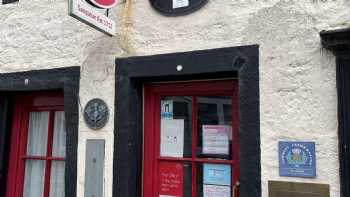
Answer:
top-left (321, 28), bottom-right (350, 197)
top-left (320, 28), bottom-right (350, 51)
top-left (2, 0), bottom-right (18, 4)
top-left (149, 0), bottom-right (208, 16)
top-left (0, 67), bottom-right (80, 197)
top-left (0, 96), bottom-right (12, 197)
top-left (337, 52), bottom-right (350, 197)
top-left (114, 45), bottom-right (260, 197)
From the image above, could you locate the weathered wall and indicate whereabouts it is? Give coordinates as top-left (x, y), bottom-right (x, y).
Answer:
top-left (1, 0), bottom-right (350, 196)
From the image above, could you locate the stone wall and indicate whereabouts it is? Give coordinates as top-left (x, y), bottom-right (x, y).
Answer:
top-left (1, 0), bottom-right (350, 196)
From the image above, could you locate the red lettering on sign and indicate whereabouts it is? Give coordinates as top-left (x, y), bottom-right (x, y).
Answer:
top-left (159, 162), bottom-right (183, 196)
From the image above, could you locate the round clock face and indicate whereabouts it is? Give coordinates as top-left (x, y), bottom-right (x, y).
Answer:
top-left (149, 0), bottom-right (208, 16)
top-left (83, 98), bottom-right (109, 130)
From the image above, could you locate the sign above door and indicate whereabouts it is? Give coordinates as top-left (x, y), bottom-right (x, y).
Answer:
top-left (68, 0), bottom-right (117, 36)
top-left (149, 0), bottom-right (208, 16)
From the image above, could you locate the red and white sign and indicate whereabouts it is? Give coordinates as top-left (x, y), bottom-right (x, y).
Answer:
top-left (69, 0), bottom-right (116, 36)
top-left (159, 162), bottom-right (183, 197)
top-left (89, 0), bottom-right (118, 9)
top-left (202, 125), bottom-right (231, 155)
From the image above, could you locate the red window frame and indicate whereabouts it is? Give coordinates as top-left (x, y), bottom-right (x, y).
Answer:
top-left (144, 80), bottom-right (239, 197)
top-left (5, 92), bottom-right (65, 197)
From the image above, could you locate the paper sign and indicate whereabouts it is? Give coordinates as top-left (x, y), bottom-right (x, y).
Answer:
top-left (161, 119), bottom-right (184, 157)
top-left (159, 162), bottom-right (183, 197)
top-left (173, 0), bottom-right (189, 9)
top-left (203, 184), bottom-right (231, 197)
top-left (161, 100), bottom-right (173, 119)
top-left (203, 164), bottom-right (231, 186)
top-left (279, 141), bottom-right (316, 178)
top-left (202, 125), bottom-right (231, 155)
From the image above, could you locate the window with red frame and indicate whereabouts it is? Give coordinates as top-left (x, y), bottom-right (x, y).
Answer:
top-left (144, 80), bottom-right (239, 197)
top-left (6, 92), bottom-right (65, 197)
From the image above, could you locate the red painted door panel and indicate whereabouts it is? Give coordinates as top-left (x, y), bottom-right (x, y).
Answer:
top-left (144, 80), bottom-right (239, 197)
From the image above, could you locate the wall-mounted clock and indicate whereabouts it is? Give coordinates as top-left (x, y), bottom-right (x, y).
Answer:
top-left (149, 0), bottom-right (208, 16)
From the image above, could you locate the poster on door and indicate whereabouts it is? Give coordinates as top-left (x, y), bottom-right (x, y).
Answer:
top-left (203, 184), bottom-right (231, 197)
top-left (160, 119), bottom-right (184, 157)
top-left (202, 125), bottom-right (231, 155)
top-left (203, 164), bottom-right (231, 186)
top-left (159, 162), bottom-right (183, 197)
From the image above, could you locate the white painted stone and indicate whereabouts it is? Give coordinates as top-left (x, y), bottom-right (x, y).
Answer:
top-left (1, 0), bottom-right (349, 196)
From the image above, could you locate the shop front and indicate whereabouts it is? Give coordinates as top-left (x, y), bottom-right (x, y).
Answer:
top-left (114, 46), bottom-right (260, 197)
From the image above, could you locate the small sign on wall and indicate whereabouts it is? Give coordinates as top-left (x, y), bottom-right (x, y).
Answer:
top-left (279, 141), bottom-right (316, 178)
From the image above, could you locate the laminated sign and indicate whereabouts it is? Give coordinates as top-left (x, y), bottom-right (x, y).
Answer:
top-left (202, 125), bottom-right (231, 155)
top-left (160, 119), bottom-right (184, 157)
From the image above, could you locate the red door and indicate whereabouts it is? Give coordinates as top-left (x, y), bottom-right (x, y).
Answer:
top-left (144, 80), bottom-right (239, 197)
top-left (5, 92), bottom-right (66, 197)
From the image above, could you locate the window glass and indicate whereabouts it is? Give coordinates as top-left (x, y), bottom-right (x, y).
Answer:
top-left (196, 163), bottom-right (232, 197)
top-left (196, 97), bottom-right (232, 160)
top-left (23, 160), bottom-right (45, 197)
top-left (49, 161), bottom-right (65, 197)
top-left (160, 97), bottom-right (192, 158)
top-left (52, 111), bottom-right (66, 157)
top-left (158, 161), bottom-right (192, 197)
top-left (27, 112), bottom-right (49, 156)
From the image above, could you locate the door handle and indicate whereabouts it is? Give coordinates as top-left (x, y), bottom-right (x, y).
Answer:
top-left (233, 181), bottom-right (240, 197)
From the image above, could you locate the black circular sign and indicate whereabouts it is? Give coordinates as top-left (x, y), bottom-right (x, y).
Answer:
top-left (83, 98), bottom-right (109, 130)
top-left (149, 0), bottom-right (208, 16)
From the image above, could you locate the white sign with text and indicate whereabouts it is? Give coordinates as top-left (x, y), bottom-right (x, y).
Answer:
top-left (69, 0), bottom-right (116, 36)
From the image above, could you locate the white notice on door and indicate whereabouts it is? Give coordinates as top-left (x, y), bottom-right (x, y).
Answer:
top-left (203, 184), bottom-right (231, 197)
top-left (161, 119), bottom-right (184, 157)
top-left (202, 125), bottom-right (231, 155)
top-left (173, 0), bottom-right (189, 9)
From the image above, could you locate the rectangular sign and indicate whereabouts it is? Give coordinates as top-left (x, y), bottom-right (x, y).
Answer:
top-left (173, 0), bottom-right (189, 9)
top-left (279, 141), bottom-right (316, 178)
top-left (203, 184), bottom-right (231, 197)
top-left (203, 164), bottom-right (231, 186)
top-left (202, 125), bottom-right (231, 155)
top-left (159, 162), bottom-right (183, 197)
top-left (69, 0), bottom-right (116, 36)
top-left (161, 100), bottom-right (173, 119)
top-left (160, 119), bottom-right (184, 157)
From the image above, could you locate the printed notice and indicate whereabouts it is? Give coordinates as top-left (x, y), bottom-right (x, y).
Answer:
top-left (203, 185), bottom-right (230, 197)
top-left (173, 0), bottom-right (189, 9)
top-left (202, 125), bottom-right (231, 155)
top-left (161, 119), bottom-right (184, 157)
top-left (161, 100), bottom-right (173, 119)
top-left (159, 162), bottom-right (183, 197)
top-left (203, 164), bottom-right (231, 186)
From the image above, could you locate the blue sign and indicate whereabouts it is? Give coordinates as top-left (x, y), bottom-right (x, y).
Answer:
top-left (161, 100), bottom-right (173, 119)
top-left (203, 164), bottom-right (231, 186)
top-left (279, 141), bottom-right (316, 178)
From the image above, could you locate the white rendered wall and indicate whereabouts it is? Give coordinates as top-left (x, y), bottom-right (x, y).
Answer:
top-left (1, 0), bottom-right (350, 196)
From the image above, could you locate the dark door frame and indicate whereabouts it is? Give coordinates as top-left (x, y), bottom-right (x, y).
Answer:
top-left (0, 67), bottom-right (80, 197)
top-left (321, 28), bottom-right (350, 197)
top-left (114, 45), bottom-right (260, 197)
